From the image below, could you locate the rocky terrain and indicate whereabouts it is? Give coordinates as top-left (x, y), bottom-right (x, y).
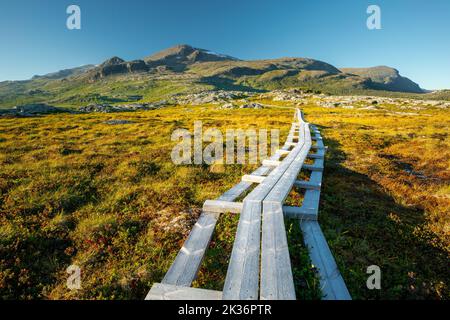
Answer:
top-left (1, 87), bottom-right (449, 118)
top-left (78, 100), bottom-right (168, 113)
top-left (262, 89), bottom-right (450, 110)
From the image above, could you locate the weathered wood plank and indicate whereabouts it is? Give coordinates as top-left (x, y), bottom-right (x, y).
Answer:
top-left (219, 181), bottom-right (253, 201)
top-left (308, 148), bottom-right (326, 159)
top-left (162, 211), bottom-right (219, 286)
top-left (311, 139), bottom-right (325, 150)
top-left (263, 125), bottom-right (312, 205)
top-left (299, 221), bottom-right (352, 300)
top-left (302, 163), bottom-right (324, 172)
top-left (242, 175), bottom-right (266, 184)
top-left (282, 206), bottom-right (318, 220)
top-left (146, 283), bottom-right (222, 300)
top-left (308, 153), bottom-right (325, 159)
top-left (262, 160), bottom-right (282, 167)
top-left (203, 200), bottom-right (243, 214)
top-left (300, 189), bottom-right (321, 215)
top-left (293, 170), bottom-right (324, 217)
top-left (222, 201), bottom-right (262, 300)
top-left (224, 115), bottom-right (305, 300)
top-left (260, 202), bottom-right (296, 300)
top-left (260, 120), bottom-right (311, 300)
top-left (276, 149), bottom-right (290, 156)
top-left (308, 171), bottom-right (323, 185)
top-left (294, 180), bottom-right (321, 190)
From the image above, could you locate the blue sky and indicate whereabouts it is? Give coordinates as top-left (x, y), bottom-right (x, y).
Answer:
top-left (0, 0), bottom-right (449, 89)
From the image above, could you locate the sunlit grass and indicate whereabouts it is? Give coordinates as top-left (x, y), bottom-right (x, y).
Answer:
top-left (0, 98), bottom-right (448, 300)
top-left (0, 105), bottom-right (292, 299)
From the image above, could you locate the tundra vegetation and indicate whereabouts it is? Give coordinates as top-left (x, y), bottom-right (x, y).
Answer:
top-left (0, 93), bottom-right (448, 300)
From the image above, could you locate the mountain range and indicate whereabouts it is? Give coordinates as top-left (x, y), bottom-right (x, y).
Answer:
top-left (1, 44), bottom-right (447, 108)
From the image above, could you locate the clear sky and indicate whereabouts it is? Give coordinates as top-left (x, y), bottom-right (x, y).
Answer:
top-left (0, 0), bottom-right (449, 89)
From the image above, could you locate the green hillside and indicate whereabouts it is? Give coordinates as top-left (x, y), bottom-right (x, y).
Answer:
top-left (1, 45), bottom-right (445, 110)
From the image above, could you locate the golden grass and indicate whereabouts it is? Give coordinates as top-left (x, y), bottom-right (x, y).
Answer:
top-left (0, 98), bottom-right (448, 300)
top-left (0, 105), bottom-right (292, 299)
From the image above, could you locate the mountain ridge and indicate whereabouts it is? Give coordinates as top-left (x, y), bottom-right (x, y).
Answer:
top-left (340, 66), bottom-right (423, 93)
top-left (0, 44), bottom-right (435, 108)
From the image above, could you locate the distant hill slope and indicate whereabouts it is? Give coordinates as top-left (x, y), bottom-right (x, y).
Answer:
top-left (0, 44), bottom-right (444, 108)
top-left (32, 65), bottom-right (96, 80)
top-left (340, 66), bottom-right (424, 93)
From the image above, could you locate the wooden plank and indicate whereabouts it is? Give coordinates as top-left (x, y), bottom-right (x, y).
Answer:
top-left (299, 221), bottom-right (352, 300)
top-left (311, 139), bottom-right (325, 150)
top-left (308, 148), bottom-right (326, 159)
top-left (276, 149), bottom-right (290, 156)
top-left (219, 181), bottom-right (253, 201)
top-left (146, 283), bottom-right (222, 300)
top-left (260, 202), bottom-right (296, 300)
top-left (222, 201), bottom-right (262, 300)
top-left (263, 124), bottom-right (312, 205)
top-left (282, 206), bottom-right (318, 220)
top-left (242, 175), bottom-right (266, 184)
top-left (203, 200), bottom-right (243, 214)
top-left (260, 120), bottom-right (311, 300)
top-left (296, 171), bottom-right (323, 216)
top-left (162, 211), bottom-right (219, 286)
top-left (308, 153), bottom-right (324, 160)
top-left (299, 189), bottom-right (321, 215)
top-left (303, 164), bottom-right (324, 172)
top-left (308, 171), bottom-right (323, 185)
top-left (224, 115), bottom-right (305, 300)
top-left (294, 180), bottom-right (321, 190)
top-left (262, 160), bottom-right (282, 167)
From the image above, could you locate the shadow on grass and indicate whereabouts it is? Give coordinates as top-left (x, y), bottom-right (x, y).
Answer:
top-left (199, 76), bottom-right (267, 93)
top-left (319, 133), bottom-right (449, 299)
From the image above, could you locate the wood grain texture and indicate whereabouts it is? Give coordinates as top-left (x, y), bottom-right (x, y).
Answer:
top-left (146, 283), bottom-right (222, 300)
top-left (203, 200), bottom-right (243, 214)
top-left (300, 221), bottom-right (352, 300)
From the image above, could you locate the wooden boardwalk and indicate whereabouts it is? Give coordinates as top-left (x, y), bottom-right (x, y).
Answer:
top-left (146, 109), bottom-right (351, 300)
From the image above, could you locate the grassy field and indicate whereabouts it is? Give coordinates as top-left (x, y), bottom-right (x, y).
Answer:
top-left (0, 106), bottom-right (293, 299)
top-left (299, 101), bottom-right (449, 299)
top-left (0, 98), bottom-right (448, 300)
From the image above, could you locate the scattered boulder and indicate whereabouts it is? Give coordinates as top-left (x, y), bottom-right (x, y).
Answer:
top-left (104, 120), bottom-right (135, 125)
top-left (239, 102), bottom-right (263, 109)
top-left (0, 103), bottom-right (70, 117)
top-left (79, 101), bottom-right (168, 113)
top-left (13, 103), bottom-right (62, 114)
top-left (219, 103), bottom-right (235, 109)
top-left (173, 90), bottom-right (253, 105)
top-left (79, 104), bottom-right (117, 113)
